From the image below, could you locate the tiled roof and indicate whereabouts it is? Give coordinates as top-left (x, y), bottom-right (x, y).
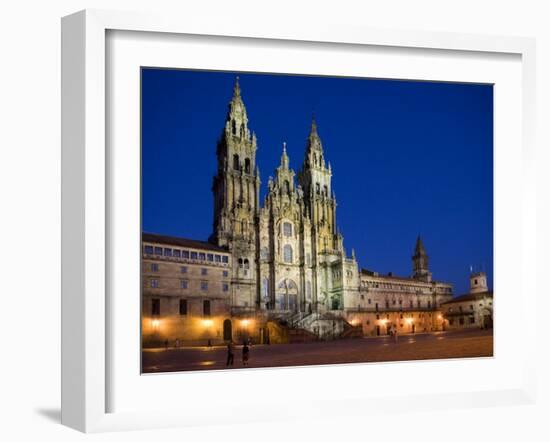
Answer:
top-left (441, 291), bottom-right (493, 305)
top-left (360, 268), bottom-right (451, 285)
top-left (142, 232), bottom-right (229, 253)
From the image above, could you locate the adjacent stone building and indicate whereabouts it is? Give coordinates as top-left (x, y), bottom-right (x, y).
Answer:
top-left (440, 271), bottom-right (493, 330)
top-left (142, 78), bottom-right (458, 346)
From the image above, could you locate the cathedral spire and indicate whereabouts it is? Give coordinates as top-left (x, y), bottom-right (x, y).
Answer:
top-left (415, 235), bottom-right (426, 254)
top-left (226, 76), bottom-right (248, 127)
top-left (310, 113), bottom-right (318, 135)
top-left (307, 115), bottom-right (323, 155)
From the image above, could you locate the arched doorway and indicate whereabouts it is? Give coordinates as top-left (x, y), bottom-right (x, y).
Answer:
top-left (277, 279), bottom-right (299, 312)
top-left (223, 319), bottom-right (232, 341)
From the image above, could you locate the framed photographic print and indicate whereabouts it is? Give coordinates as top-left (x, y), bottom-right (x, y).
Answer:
top-left (61, 9), bottom-right (537, 433)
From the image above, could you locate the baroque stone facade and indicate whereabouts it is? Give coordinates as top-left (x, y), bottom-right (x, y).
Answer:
top-left (141, 78), bottom-right (457, 346)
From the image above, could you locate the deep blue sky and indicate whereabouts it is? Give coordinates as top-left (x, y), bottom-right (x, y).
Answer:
top-left (142, 69), bottom-right (493, 295)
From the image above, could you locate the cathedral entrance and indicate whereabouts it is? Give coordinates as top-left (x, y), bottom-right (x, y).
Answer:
top-left (289, 294), bottom-right (298, 313)
top-left (277, 279), bottom-right (299, 311)
top-left (223, 319), bottom-right (232, 341)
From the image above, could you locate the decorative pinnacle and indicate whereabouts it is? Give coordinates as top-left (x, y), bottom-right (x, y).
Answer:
top-left (310, 113), bottom-right (318, 134)
top-left (233, 76), bottom-right (241, 98)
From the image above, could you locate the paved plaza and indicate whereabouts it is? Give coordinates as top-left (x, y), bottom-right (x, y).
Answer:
top-left (142, 329), bottom-right (493, 373)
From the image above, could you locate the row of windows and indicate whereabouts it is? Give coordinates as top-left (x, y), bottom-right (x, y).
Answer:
top-left (449, 317), bottom-right (476, 326)
top-left (149, 279), bottom-right (229, 292)
top-left (381, 299), bottom-right (432, 308)
top-left (143, 245), bottom-right (229, 264)
top-left (447, 301), bottom-right (492, 313)
top-left (150, 264), bottom-right (229, 278)
top-left (151, 298), bottom-right (211, 317)
top-left (368, 300), bottom-right (430, 311)
top-left (361, 280), bottom-right (447, 293)
top-left (375, 312), bottom-right (433, 320)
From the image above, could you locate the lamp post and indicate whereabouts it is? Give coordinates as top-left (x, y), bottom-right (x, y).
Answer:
top-left (202, 318), bottom-right (213, 346)
top-left (406, 317), bottom-right (414, 334)
top-left (437, 314), bottom-right (445, 331)
top-left (241, 318), bottom-right (251, 343)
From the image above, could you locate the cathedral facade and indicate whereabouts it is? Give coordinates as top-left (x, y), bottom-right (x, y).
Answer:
top-left (141, 78), bottom-right (454, 346)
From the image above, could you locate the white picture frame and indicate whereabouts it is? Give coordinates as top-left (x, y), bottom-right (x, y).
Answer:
top-left (61, 9), bottom-right (537, 433)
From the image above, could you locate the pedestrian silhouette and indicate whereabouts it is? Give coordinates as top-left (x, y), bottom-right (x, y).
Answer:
top-left (226, 341), bottom-right (235, 367)
top-left (242, 341), bottom-right (250, 366)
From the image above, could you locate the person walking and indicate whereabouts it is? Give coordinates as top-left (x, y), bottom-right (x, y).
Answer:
top-left (242, 341), bottom-right (250, 367)
top-left (226, 341), bottom-right (235, 367)
top-left (393, 325), bottom-right (399, 343)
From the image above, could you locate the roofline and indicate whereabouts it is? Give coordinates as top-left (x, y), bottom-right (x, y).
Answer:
top-left (441, 291), bottom-right (493, 305)
top-left (142, 232), bottom-right (229, 253)
top-left (360, 268), bottom-right (452, 286)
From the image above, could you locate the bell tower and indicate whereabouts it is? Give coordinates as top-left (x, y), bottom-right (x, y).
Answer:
top-left (412, 235), bottom-right (432, 282)
top-left (297, 117), bottom-right (339, 253)
top-left (210, 77), bottom-right (260, 247)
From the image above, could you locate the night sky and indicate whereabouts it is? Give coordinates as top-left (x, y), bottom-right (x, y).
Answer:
top-left (141, 69), bottom-right (493, 296)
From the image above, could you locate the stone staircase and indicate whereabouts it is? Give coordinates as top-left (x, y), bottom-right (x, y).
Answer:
top-left (266, 318), bottom-right (319, 344)
top-left (267, 310), bottom-right (364, 343)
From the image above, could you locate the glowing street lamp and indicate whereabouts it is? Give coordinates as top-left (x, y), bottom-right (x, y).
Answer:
top-left (151, 318), bottom-right (160, 330)
top-left (437, 314), bottom-right (446, 331)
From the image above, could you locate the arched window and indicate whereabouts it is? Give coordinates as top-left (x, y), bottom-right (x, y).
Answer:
top-left (262, 278), bottom-right (269, 299)
top-left (284, 180), bottom-right (290, 194)
top-left (232, 120), bottom-right (237, 135)
top-left (244, 158), bottom-right (251, 174)
top-left (306, 281), bottom-right (312, 299)
top-left (233, 154), bottom-right (240, 171)
top-left (283, 222), bottom-right (292, 237)
top-left (316, 183), bottom-right (320, 195)
top-left (283, 245), bottom-right (293, 263)
top-left (324, 185), bottom-right (328, 196)
top-left (238, 258), bottom-right (243, 268)
top-left (243, 259), bottom-right (250, 269)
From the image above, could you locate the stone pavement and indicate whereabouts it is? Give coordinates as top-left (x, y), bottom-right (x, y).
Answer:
top-left (142, 329), bottom-right (493, 373)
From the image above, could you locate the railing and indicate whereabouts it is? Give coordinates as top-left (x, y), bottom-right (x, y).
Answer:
top-left (230, 306), bottom-right (257, 316)
top-left (346, 306), bottom-right (438, 313)
top-left (142, 252), bottom-right (230, 268)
